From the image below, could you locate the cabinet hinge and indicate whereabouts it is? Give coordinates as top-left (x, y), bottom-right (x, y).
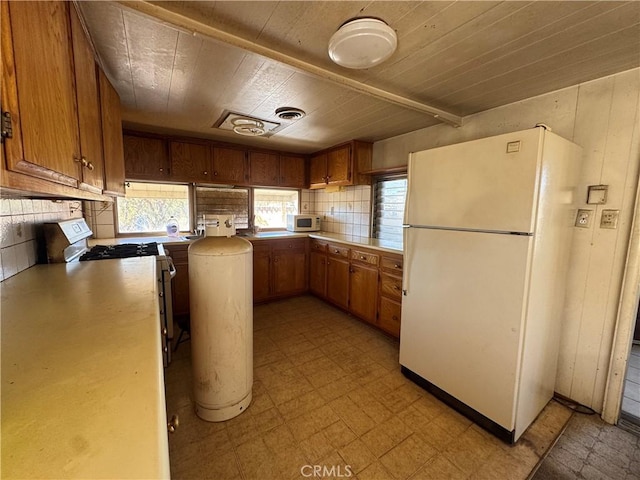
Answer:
top-left (1, 111), bottom-right (13, 143)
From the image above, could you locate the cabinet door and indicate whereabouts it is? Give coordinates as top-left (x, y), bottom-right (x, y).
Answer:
top-left (279, 154), bottom-right (306, 188)
top-left (273, 248), bottom-right (307, 296)
top-left (349, 263), bottom-right (378, 324)
top-left (70, 7), bottom-right (103, 194)
top-left (309, 251), bottom-right (327, 298)
top-left (309, 153), bottom-right (327, 188)
top-left (213, 147), bottom-right (247, 184)
top-left (98, 70), bottom-right (125, 196)
top-left (124, 135), bottom-right (168, 180)
top-left (253, 244), bottom-right (271, 302)
top-left (170, 142), bottom-right (211, 182)
top-left (6, 2), bottom-right (81, 187)
top-left (326, 257), bottom-right (349, 310)
top-left (249, 151), bottom-right (278, 185)
top-left (327, 145), bottom-right (351, 185)
top-left (379, 296), bottom-right (401, 338)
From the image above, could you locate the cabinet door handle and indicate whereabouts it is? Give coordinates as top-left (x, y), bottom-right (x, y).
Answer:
top-left (86, 162), bottom-right (94, 171)
top-left (74, 156), bottom-right (88, 167)
top-left (393, 285), bottom-right (401, 290)
top-left (214, 171), bottom-right (218, 176)
top-left (159, 168), bottom-right (164, 172)
top-left (334, 249), bottom-right (339, 253)
top-left (167, 414), bottom-right (179, 433)
top-left (392, 315), bottom-right (398, 321)
top-left (360, 255), bottom-right (366, 260)
top-left (203, 171), bottom-right (208, 175)
top-left (394, 264), bottom-right (401, 269)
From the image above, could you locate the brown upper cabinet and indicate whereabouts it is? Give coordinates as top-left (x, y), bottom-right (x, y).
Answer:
top-left (212, 147), bottom-right (247, 184)
top-left (170, 141), bottom-right (211, 183)
top-left (309, 141), bottom-right (372, 189)
top-left (3, 2), bottom-right (82, 188)
top-left (279, 154), bottom-right (306, 188)
top-left (70, 6), bottom-right (104, 194)
top-left (124, 134), bottom-right (169, 180)
top-left (249, 152), bottom-right (306, 188)
top-left (1, 2), bottom-right (124, 200)
top-left (98, 70), bottom-right (125, 196)
top-left (249, 151), bottom-right (279, 185)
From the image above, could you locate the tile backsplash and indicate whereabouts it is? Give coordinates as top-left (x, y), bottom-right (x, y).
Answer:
top-left (307, 185), bottom-right (371, 236)
top-left (84, 201), bottom-right (116, 239)
top-left (0, 198), bottom-right (83, 281)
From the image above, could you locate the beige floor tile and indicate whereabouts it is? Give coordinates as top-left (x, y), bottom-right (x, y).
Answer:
top-left (274, 446), bottom-right (310, 480)
top-left (269, 377), bottom-right (316, 405)
top-left (278, 390), bottom-right (328, 420)
top-left (300, 430), bottom-right (336, 464)
top-left (323, 419), bottom-right (358, 449)
top-left (287, 405), bottom-right (340, 442)
top-left (263, 423), bottom-right (297, 452)
top-left (441, 426), bottom-right (501, 476)
top-left (252, 406), bottom-right (284, 433)
top-left (357, 461), bottom-right (394, 480)
top-left (379, 434), bottom-right (437, 479)
top-left (412, 455), bottom-right (467, 480)
top-left (338, 438), bottom-right (376, 474)
top-left (432, 409), bottom-right (473, 436)
top-left (314, 451), bottom-right (354, 480)
top-left (469, 449), bottom-right (534, 480)
top-left (172, 448), bottom-right (242, 480)
top-left (330, 395), bottom-right (378, 436)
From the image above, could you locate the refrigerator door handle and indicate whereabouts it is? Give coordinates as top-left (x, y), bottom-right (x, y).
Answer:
top-left (402, 225), bottom-right (411, 295)
top-left (403, 153), bottom-right (414, 226)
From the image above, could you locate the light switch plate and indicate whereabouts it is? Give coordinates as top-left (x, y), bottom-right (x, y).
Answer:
top-left (600, 209), bottom-right (619, 229)
top-left (575, 209), bottom-right (593, 228)
top-left (587, 185), bottom-right (608, 204)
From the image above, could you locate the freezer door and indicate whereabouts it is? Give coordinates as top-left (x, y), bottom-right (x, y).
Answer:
top-left (406, 128), bottom-right (544, 234)
top-left (400, 227), bottom-right (533, 431)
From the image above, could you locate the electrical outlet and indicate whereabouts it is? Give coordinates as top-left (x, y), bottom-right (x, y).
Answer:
top-left (600, 209), bottom-right (619, 229)
top-left (575, 209), bottom-right (593, 228)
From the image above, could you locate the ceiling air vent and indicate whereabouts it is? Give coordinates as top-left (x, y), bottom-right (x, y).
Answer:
top-left (275, 107), bottom-right (306, 120)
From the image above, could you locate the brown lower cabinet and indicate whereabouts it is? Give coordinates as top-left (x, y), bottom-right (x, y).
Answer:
top-left (310, 239), bottom-right (403, 338)
top-left (251, 238), bottom-right (308, 303)
top-left (167, 236), bottom-right (402, 338)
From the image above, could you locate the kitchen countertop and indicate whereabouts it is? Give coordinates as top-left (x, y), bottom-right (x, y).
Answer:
top-left (91, 231), bottom-right (403, 254)
top-left (0, 258), bottom-right (170, 479)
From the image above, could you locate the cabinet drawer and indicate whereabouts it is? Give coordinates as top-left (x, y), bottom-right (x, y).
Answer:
top-left (310, 239), bottom-right (327, 253)
top-left (379, 296), bottom-right (401, 338)
top-left (380, 273), bottom-right (403, 301)
top-left (351, 249), bottom-right (379, 266)
top-left (328, 244), bottom-right (349, 258)
top-left (252, 242), bottom-right (271, 255)
top-left (272, 238), bottom-right (306, 253)
top-left (381, 255), bottom-right (403, 274)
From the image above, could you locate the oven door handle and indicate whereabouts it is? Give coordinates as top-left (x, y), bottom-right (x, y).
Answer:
top-left (166, 257), bottom-right (177, 279)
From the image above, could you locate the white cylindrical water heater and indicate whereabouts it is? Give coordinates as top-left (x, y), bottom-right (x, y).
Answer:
top-left (188, 234), bottom-right (253, 422)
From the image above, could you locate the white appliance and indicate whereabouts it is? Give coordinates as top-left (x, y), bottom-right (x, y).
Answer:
top-left (189, 216), bottom-right (253, 422)
top-left (400, 127), bottom-right (581, 443)
top-left (287, 214), bottom-right (321, 232)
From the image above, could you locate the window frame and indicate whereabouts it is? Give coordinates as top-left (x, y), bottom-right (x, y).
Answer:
top-left (115, 181), bottom-right (193, 237)
top-left (251, 187), bottom-right (300, 232)
top-left (371, 173), bottom-right (408, 243)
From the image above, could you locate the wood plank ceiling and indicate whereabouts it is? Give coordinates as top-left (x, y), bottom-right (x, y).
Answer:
top-left (78, 1), bottom-right (640, 153)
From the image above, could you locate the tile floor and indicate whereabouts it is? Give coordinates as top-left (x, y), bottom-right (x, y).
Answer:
top-left (165, 295), bottom-right (574, 480)
top-left (622, 344), bottom-right (640, 421)
top-left (532, 413), bottom-right (640, 479)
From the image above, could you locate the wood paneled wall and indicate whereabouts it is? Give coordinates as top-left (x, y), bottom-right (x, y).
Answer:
top-left (372, 68), bottom-right (640, 413)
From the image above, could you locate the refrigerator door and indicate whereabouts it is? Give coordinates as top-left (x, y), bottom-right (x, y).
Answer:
top-left (405, 128), bottom-right (544, 234)
top-left (400, 227), bottom-right (533, 431)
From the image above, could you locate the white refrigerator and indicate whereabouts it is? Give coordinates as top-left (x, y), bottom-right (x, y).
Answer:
top-left (399, 127), bottom-right (581, 443)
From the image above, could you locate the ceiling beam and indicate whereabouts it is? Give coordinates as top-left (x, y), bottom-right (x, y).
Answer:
top-left (116, 0), bottom-right (464, 128)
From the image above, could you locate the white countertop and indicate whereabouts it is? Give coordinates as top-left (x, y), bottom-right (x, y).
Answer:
top-left (0, 258), bottom-right (170, 479)
top-left (91, 231), bottom-right (403, 254)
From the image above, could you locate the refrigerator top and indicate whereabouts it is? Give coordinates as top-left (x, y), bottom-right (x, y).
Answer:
top-left (405, 128), bottom-right (546, 234)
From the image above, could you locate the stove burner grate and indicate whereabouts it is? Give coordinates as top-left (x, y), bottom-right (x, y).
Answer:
top-left (79, 242), bottom-right (159, 261)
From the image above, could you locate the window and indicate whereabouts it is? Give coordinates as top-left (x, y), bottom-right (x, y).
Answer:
top-left (253, 188), bottom-right (299, 230)
top-left (117, 182), bottom-right (190, 234)
top-left (195, 186), bottom-right (249, 229)
top-left (372, 175), bottom-right (407, 244)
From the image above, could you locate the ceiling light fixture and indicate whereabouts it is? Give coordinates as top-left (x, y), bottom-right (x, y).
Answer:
top-left (328, 18), bottom-right (397, 69)
top-left (231, 118), bottom-right (266, 137)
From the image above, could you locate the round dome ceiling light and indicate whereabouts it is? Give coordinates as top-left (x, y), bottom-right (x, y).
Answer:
top-left (232, 118), bottom-right (265, 137)
top-left (275, 107), bottom-right (306, 120)
top-left (328, 18), bottom-right (397, 69)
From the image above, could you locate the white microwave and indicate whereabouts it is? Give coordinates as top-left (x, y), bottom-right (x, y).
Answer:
top-left (287, 214), bottom-right (321, 232)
